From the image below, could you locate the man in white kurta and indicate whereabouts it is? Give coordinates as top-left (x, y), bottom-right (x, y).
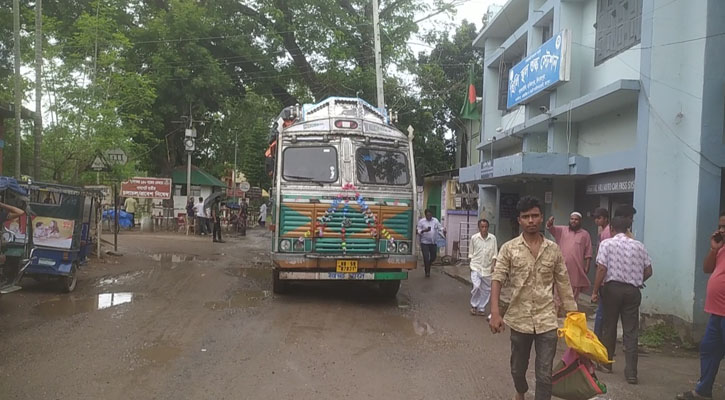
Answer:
top-left (469, 218), bottom-right (498, 317)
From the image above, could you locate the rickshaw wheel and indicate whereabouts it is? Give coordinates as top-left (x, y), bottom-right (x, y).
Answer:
top-left (61, 263), bottom-right (78, 293)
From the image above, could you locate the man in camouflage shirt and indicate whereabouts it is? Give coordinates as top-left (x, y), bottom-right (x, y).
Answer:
top-left (489, 196), bottom-right (577, 400)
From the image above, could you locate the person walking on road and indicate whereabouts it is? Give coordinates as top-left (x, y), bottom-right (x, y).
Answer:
top-left (490, 196), bottom-right (577, 400)
top-left (417, 209), bottom-right (442, 278)
top-left (546, 211), bottom-right (593, 306)
top-left (194, 197), bottom-right (208, 235)
top-left (469, 218), bottom-right (497, 317)
top-left (592, 207), bottom-right (611, 338)
top-left (591, 216), bottom-right (653, 384)
top-left (258, 201), bottom-right (267, 228)
top-left (185, 197), bottom-right (196, 235)
top-left (123, 197), bottom-right (138, 228)
top-left (677, 211), bottom-right (725, 400)
top-left (210, 197), bottom-right (224, 243)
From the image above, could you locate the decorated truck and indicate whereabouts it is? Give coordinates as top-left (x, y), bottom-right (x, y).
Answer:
top-left (267, 97), bottom-right (417, 297)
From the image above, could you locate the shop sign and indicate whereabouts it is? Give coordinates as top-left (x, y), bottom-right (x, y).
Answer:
top-left (480, 161), bottom-right (494, 179)
top-left (121, 177), bottom-right (172, 199)
top-left (507, 30), bottom-right (571, 109)
top-left (585, 171), bottom-right (635, 195)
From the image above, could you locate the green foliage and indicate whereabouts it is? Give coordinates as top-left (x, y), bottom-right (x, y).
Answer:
top-left (640, 323), bottom-right (680, 348)
top-left (0, 0), bottom-right (491, 188)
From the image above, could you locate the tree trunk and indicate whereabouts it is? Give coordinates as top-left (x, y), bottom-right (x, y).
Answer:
top-left (34, 0), bottom-right (43, 179)
top-left (13, 0), bottom-right (22, 178)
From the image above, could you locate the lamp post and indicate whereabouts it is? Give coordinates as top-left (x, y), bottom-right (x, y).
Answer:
top-left (184, 126), bottom-right (196, 199)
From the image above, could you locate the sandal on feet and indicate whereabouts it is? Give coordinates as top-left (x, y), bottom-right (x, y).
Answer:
top-left (676, 391), bottom-right (712, 400)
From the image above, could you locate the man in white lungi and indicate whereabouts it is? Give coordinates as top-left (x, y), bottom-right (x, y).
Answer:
top-left (469, 218), bottom-right (498, 318)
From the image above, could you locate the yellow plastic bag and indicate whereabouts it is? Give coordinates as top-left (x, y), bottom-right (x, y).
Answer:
top-left (557, 312), bottom-right (611, 365)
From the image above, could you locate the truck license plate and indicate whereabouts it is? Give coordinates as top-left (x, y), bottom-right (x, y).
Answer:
top-left (336, 260), bottom-right (358, 273)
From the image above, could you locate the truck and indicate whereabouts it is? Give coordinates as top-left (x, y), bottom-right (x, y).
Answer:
top-left (267, 97), bottom-right (418, 298)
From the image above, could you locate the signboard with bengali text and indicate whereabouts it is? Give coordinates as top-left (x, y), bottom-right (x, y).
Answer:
top-left (507, 29), bottom-right (571, 109)
top-left (121, 177), bottom-right (172, 199)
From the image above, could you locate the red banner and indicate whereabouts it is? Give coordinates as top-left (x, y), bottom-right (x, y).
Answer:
top-left (226, 188), bottom-right (246, 197)
top-left (121, 177), bottom-right (172, 199)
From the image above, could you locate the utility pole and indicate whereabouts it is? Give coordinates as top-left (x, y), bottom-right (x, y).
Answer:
top-left (13, 0), bottom-right (22, 178)
top-left (34, 0), bottom-right (43, 179)
top-left (371, 0), bottom-right (385, 109)
top-left (187, 115), bottom-right (193, 201)
top-left (232, 129), bottom-right (238, 203)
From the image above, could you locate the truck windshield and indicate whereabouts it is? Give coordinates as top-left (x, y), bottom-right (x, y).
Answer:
top-left (356, 148), bottom-right (409, 185)
top-left (282, 146), bottom-right (338, 183)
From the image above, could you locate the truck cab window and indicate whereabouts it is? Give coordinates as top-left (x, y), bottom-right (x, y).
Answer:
top-left (282, 146), bottom-right (338, 183)
top-left (356, 148), bottom-right (409, 185)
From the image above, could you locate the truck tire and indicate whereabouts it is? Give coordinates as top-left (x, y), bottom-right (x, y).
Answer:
top-left (379, 280), bottom-right (400, 299)
top-left (272, 269), bottom-right (288, 294)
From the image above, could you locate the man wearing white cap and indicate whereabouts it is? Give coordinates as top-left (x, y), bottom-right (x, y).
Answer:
top-left (546, 211), bottom-right (593, 306)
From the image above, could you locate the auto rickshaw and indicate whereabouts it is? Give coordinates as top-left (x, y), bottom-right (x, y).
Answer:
top-left (20, 182), bottom-right (102, 292)
top-left (0, 176), bottom-right (34, 295)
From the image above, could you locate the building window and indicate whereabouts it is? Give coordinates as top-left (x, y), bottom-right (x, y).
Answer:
top-left (498, 62), bottom-right (513, 111)
top-left (542, 25), bottom-right (552, 43)
top-left (595, 0), bottom-right (642, 66)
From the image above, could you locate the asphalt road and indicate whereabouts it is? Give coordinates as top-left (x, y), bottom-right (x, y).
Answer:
top-left (0, 229), bottom-right (718, 399)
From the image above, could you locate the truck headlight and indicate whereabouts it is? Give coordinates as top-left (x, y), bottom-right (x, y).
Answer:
top-left (280, 239), bottom-right (292, 252)
top-left (386, 241), bottom-right (397, 253)
top-left (293, 239), bottom-right (305, 252)
top-left (397, 241), bottom-right (410, 254)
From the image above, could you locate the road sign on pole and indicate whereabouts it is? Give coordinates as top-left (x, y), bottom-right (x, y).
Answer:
top-left (104, 148), bottom-right (127, 166)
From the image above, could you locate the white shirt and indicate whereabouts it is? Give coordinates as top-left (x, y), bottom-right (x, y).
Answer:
top-left (259, 204), bottom-right (267, 221)
top-left (469, 232), bottom-right (498, 276)
top-left (417, 217), bottom-right (441, 245)
top-left (194, 202), bottom-right (206, 218)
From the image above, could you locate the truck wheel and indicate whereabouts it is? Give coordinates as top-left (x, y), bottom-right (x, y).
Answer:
top-left (379, 280), bottom-right (400, 299)
top-left (61, 263), bottom-right (78, 293)
top-left (272, 269), bottom-right (288, 294)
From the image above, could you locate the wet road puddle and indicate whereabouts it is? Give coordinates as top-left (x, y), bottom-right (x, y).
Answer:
top-left (204, 289), bottom-right (271, 310)
top-left (34, 292), bottom-right (137, 317)
top-left (97, 271), bottom-right (144, 287)
top-left (148, 253), bottom-right (218, 263)
top-left (137, 342), bottom-right (182, 364)
top-left (224, 267), bottom-right (270, 281)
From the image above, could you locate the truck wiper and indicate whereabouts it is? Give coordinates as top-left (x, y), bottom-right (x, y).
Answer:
top-left (285, 175), bottom-right (323, 186)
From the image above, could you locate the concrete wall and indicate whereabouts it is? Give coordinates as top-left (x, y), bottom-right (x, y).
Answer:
top-left (692, 0), bottom-right (725, 330)
top-left (635, 0), bottom-right (710, 322)
top-left (577, 106), bottom-right (637, 157)
top-left (172, 186), bottom-right (214, 216)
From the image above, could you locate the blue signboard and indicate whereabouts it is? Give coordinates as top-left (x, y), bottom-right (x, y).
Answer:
top-left (507, 29), bottom-right (571, 109)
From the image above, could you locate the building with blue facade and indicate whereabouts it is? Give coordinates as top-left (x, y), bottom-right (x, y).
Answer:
top-left (459, 0), bottom-right (725, 338)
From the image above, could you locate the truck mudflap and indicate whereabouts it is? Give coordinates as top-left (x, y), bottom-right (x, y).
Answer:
top-left (278, 271), bottom-right (407, 281)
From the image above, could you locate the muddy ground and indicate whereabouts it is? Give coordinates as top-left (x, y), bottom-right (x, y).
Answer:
top-left (0, 229), bottom-right (721, 399)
